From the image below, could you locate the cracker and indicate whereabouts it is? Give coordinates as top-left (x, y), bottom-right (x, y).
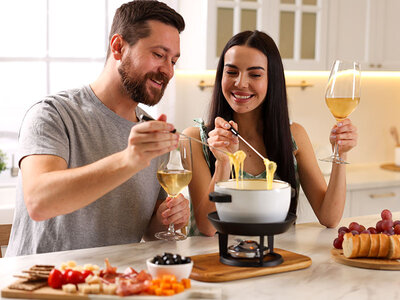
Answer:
top-left (21, 270), bottom-right (50, 278)
top-left (8, 279), bottom-right (47, 291)
top-left (32, 264), bottom-right (54, 269)
top-left (13, 275), bottom-right (46, 282)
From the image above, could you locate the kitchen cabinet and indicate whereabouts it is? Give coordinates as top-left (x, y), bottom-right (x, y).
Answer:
top-left (349, 186), bottom-right (400, 217)
top-left (177, 0), bottom-right (328, 70)
top-left (296, 188), bottom-right (351, 224)
top-left (297, 185), bottom-right (400, 224)
top-left (275, 0), bottom-right (328, 70)
top-left (327, 0), bottom-right (400, 71)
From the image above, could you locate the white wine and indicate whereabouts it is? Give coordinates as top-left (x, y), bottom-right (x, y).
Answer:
top-left (325, 97), bottom-right (360, 121)
top-left (157, 170), bottom-right (192, 196)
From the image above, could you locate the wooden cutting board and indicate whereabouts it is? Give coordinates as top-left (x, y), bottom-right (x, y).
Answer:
top-left (331, 248), bottom-right (400, 270)
top-left (190, 248), bottom-right (312, 282)
top-left (1, 286), bottom-right (89, 300)
top-left (1, 286), bottom-right (222, 300)
top-left (380, 163), bottom-right (400, 172)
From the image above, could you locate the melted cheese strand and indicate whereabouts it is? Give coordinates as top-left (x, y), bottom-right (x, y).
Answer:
top-left (228, 150), bottom-right (246, 188)
top-left (263, 158), bottom-right (277, 190)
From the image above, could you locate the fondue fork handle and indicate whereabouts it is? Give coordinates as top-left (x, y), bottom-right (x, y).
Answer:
top-left (228, 127), bottom-right (266, 161)
top-left (139, 114), bottom-right (231, 156)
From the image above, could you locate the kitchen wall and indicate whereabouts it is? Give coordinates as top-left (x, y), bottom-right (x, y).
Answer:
top-left (157, 71), bottom-right (400, 166)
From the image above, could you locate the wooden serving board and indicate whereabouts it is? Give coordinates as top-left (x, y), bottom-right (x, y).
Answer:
top-left (1, 286), bottom-right (222, 300)
top-left (380, 163), bottom-right (400, 172)
top-left (331, 248), bottom-right (400, 270)
top-left (190, 248), bottom-right (312, 282)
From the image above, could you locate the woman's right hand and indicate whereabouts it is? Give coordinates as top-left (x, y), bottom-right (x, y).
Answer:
top-left (207, 117), bottom-right (239, 163)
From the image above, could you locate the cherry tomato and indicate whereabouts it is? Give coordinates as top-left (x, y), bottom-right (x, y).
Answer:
top-left (81, 270), bottom-right (94, 279)
top-left (65, 270), bottom-right (85, 285)
top-left (62, 269), bottom-right (72, 282)
top-left (48, 269), bottom-right (63, 289)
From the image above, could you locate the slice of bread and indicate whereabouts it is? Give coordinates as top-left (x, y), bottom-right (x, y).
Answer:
top-left (343, 233), bottom-right (360, 258)
top-left (388, 235), bottom-right (400, 259)
top-left (357, 233), bottom-right (371, 257)
top-left (377, 234), bottom-right (390, 258)
top-left (368, 234), bottom-right (380, 257)
top-left (341, 233), bottom-right (400, 259)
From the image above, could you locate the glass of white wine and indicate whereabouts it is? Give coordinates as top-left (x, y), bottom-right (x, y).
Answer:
top-left (155, 136), bottom-right (192, 241)
top-left (320, 60), bottom-right (361, 164)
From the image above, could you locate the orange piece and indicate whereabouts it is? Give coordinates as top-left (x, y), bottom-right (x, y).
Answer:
top-left (146, 285), bottom-right (157, 295)
top-left (162, 289), bottom-right (175, 296)
top-left (161, 274), bottom-right (177, 283)
top-left (172, 283), bottom-right (185, 293)
top-left (154, 287), bottom-right (163, 296)
top-left (181, 278), bottom-right (191, 289)
top-left (152, 278), bottom-right (161, 286)
top-left (160, 282), bottom-right (171, 290)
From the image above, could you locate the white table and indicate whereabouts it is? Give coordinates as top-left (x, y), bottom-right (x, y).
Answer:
top-left (1, 213), bottom-right (399, 299)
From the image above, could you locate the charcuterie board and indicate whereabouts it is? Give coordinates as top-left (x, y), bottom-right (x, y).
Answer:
top-left (190, 248), bottom-right (312, 282)
top-left (331, 248), bottom-right (400, 270)
top-left (1, 285), bottom-right (222, 300)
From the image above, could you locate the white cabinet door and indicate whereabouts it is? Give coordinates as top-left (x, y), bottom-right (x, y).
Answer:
top-left (277, 0), bottom-right (328, 70)
top-left (370, 0), bottom-right (400, 70)
top-left (327, 0), bottom-right (400, 71)
top-left (326, 0), bottom-right (370, 69)
top-left (296, 190), bottom-right (351, 224)
top-left (296, 192), bottom-right (318, 224)
top-left (349, 186), bottom-right (400, 218)
top-left (296, 187), bottom-right (351, 224)
top-left (178, 0), bottom-right (264, 70)
top-left (178, 0), bottom-right (328, 71)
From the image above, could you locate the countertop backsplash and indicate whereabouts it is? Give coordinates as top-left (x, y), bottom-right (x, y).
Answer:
top-left (157, 70), bottom-right (400, 166)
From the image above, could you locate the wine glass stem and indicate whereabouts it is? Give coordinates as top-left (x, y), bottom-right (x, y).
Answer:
top-left (168, 223), bottom-right (175, 233)
top-left (333, 140), bottom-right (340, 159)
top-left (167, 194), bottom-right (177, 234)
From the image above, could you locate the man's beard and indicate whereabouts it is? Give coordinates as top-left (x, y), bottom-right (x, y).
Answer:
top-left (118, 56), bottom-right (169, 106)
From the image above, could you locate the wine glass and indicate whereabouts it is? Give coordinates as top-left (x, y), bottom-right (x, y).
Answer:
top-left (155, 136), bottom-right (192, 241)
top-left (320, 60), bottom-right (361, 164)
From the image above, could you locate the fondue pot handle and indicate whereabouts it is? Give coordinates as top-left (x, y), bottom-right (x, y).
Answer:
top-left (209, 192), bottom-right (232, 203)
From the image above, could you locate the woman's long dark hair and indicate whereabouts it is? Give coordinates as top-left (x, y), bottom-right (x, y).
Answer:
top-left (206, 30), bottom-right (298, 214)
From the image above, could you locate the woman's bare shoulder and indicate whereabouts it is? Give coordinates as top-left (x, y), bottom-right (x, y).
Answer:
top-left (290, 122), bottom-right (307, 139)
top-left (182, 126), bottom-right (201, 138)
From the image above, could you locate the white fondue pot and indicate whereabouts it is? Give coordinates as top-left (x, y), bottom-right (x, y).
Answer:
top-left (209, 179), bottom-right (291, 223)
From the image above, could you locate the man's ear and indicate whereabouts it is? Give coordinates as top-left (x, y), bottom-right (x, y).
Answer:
top-left (110, 34), bottom-right (124, 60)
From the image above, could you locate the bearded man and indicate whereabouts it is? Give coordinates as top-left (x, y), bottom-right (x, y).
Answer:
top-left (6, 0), bottom-right (188, 256)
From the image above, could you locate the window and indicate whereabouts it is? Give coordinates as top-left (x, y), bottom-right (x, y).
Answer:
top-left (0, 0), bottom-right (159, 134)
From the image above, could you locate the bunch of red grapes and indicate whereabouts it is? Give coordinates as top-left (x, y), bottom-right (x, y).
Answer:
top-left (333, 209), bottom-right (400, 249)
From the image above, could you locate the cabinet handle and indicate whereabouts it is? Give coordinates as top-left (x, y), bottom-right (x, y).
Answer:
top-left (377, 64), bottom-right (382, 68)
top-left (369, 63), bottom-right (375, 68)
top-left (369, 192), bottom-right (396, 199)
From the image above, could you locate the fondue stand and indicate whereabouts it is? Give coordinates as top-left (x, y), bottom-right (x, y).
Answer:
top-left (208, 212), bottom-right (297, 267)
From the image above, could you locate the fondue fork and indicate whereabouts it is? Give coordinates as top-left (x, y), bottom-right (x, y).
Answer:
top-left (139, 114), bottom-right (231, 156)
top-left (228, 127), bottom-right (267, 161)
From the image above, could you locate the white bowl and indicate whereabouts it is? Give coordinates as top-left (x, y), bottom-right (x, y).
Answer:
top-left (146, 258), bottom-right (193, 281)
top-left (211, 179), bottom-right (291, 223)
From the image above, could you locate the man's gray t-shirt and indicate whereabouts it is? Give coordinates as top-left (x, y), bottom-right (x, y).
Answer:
top-left (6, 85), bottom-right (166, 256)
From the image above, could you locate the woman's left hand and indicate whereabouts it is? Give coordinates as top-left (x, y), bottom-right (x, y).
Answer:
top-left (329, 118), bottom-right (358, 154)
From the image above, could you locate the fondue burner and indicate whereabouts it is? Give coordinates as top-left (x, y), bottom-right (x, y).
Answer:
top-left (208, 212), bottom-right (296, 267)
top-left (228, 240), bottom-right (268, 258)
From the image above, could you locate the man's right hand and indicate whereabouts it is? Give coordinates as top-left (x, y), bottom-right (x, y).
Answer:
top-left (125, 114), bottom-right (179, 173)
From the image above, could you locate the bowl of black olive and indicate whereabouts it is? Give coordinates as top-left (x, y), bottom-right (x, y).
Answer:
top-left (146, 253), bottom-right (193, 280)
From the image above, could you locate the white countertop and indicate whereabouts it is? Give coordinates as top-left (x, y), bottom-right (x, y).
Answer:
top-left (1, 212), bottom-right (400, 299)
top-left (346, 163), bottom-right (400, 190)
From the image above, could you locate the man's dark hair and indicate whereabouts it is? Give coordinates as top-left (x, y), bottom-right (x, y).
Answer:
top-left (106, 0), bottom-right (185, 58)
